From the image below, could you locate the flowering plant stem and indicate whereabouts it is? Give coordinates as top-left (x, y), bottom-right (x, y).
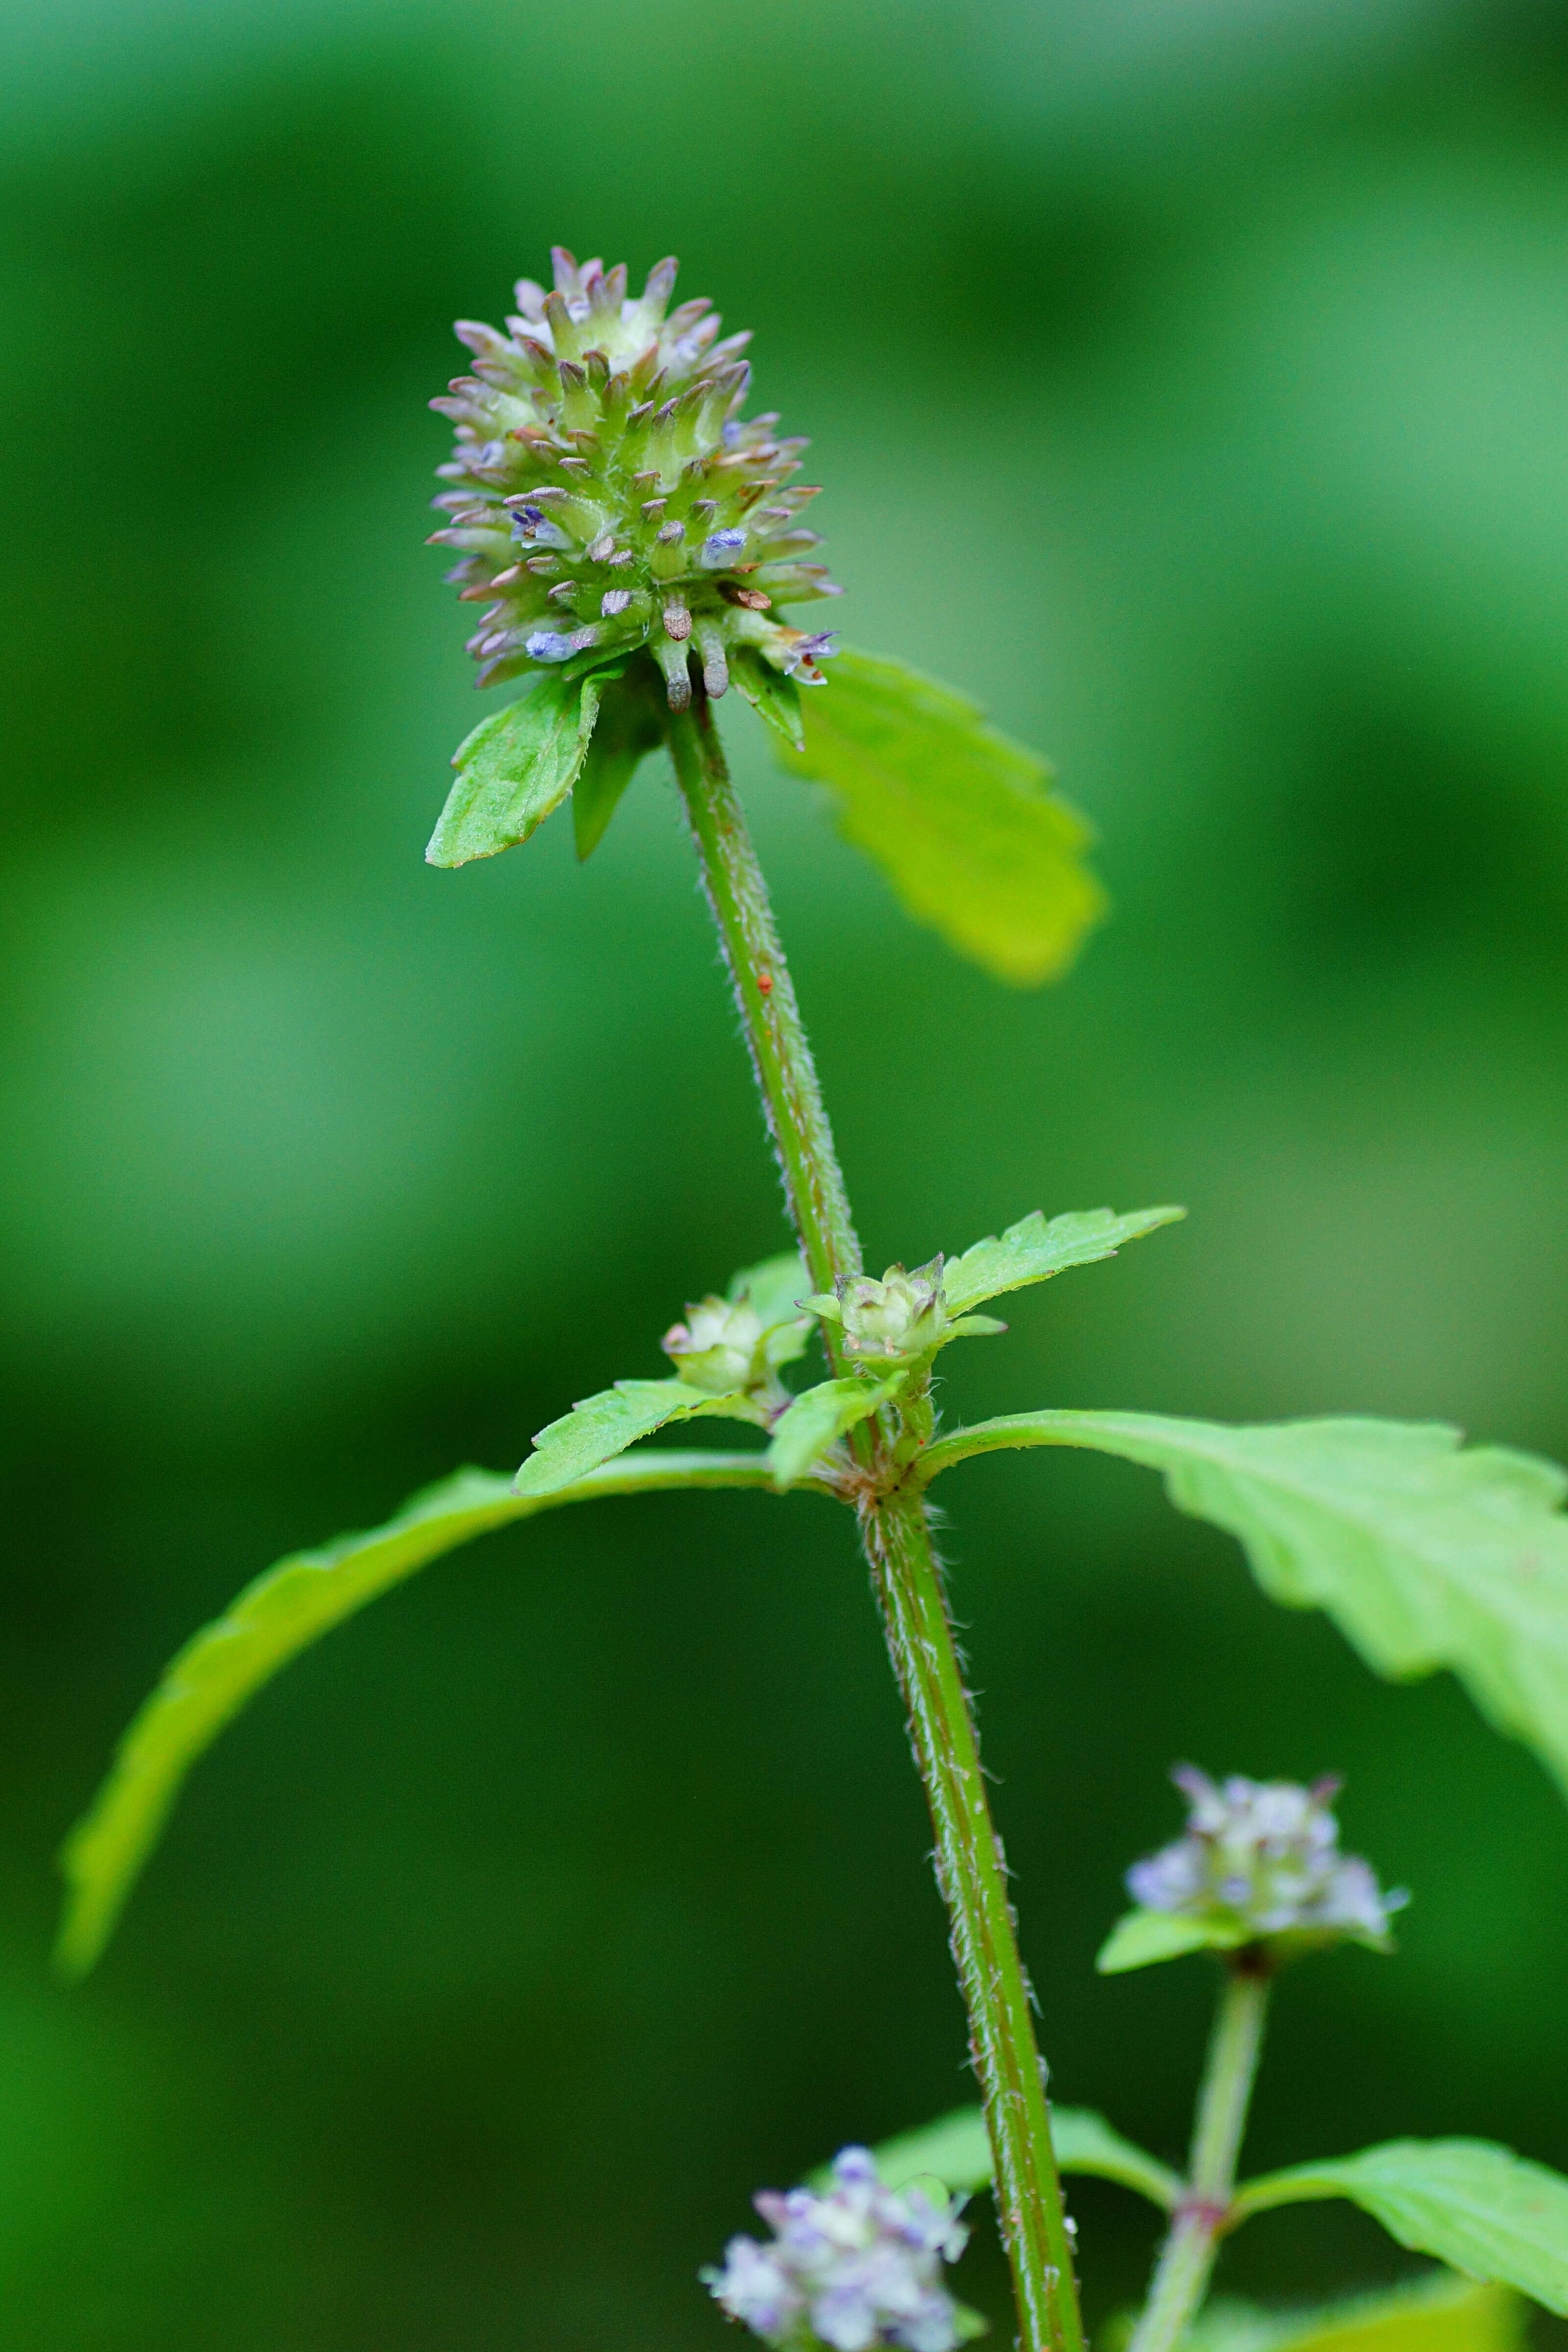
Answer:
top-left (666, 699), bottom-right (1087, 2352)
top-left (1126, 1961), bottom-right (1273, 2352)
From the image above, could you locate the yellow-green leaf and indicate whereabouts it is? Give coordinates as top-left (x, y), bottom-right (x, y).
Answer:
top-left (776, 646), bottom-right (1105, 986)
top-left (57, 1449), bottom-right (792, 1980)
top-left (428, 665), bottom-right (620, 867)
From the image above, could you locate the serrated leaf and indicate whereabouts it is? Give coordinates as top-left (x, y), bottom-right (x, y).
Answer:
top-left (732, 649), bottom-right (805, 751)
top-left (920, 1411), bottom-right (1568, 1801)
top-left (572, 665), bottom-right (664, 860)
top-left (767, 1374), bottom-right (904, 1489)
top-left (1096, 1907), bottom-right (1244, 1974)
top-left (944, 1205), bottom-right (1186, 1316)
top-left (775, 646), bottom-right (1105, 986)
top-left (57, 1448), bottom-right (788, 1979)
top-left (726, 1250), bottom-right (813, 1371)
top-left (1231, 2141), bottom-right (1568, 2314)
top-left (428, 665), bottom-right (620, 867)
top-left (1184, 2276), bottom-right (1522, 2352)
top-left (812, 2103), bottom-right (1180, 2210)
top-left (514, 1378), bottom-right (760, 1499)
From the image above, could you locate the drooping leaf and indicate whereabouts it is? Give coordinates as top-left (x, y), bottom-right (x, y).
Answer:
top-left (57, 1448), bottom-right (790, 1979)
top-left (731, 648), bottom-right (805, 751)
top-left (428, 664), bottom-right (620, 867)
top-left (920, 1410), bottom-right (1568, 1801)
top-left (775, 646), bottom-right (1106, 986)
top-left (943, 1205), bottom-right (1186, 1317)
top-left (1183, 2276), bottom-right (1522, 2352)
top-left (767, 1374), bottom-right (904, 1489)
top-left (1230, 2141), bottom-right (1568, 2314)
top-left (1096, 1907), bottom-right (1242, 1975)
top-left (812, 2102), bottom-right (1180, 2210)
top-left (514, 1378), bottom-right (760, 1499)
top-left (727, 1250), bottom-right (813, 1371)
top-left (572, 664), bottom-right (665, 860)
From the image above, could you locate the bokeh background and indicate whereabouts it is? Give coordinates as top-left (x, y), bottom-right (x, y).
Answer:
top-left (5, 0), bottom-right (1568, 2344)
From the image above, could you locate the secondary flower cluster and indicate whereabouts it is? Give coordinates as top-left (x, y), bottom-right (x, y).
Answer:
top-left (1127, 1767), bottom-right (1405, 1948)
top-left (705, 2147), bottom-right (977, 2352)
top-left (430, 247), bottom-right (840, 709)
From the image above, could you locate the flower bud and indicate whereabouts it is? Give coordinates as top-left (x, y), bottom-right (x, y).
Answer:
top-left (1126, 1767), bottom-right (1406, 1951)
top-left (662, 1294), bottom-right (767, 1396)
top-left (703, 2146), bottom-right (980, 2352)
top-left (431, 248), bottom-right (841, 703)
top-left (825, 1260), bottom-right (948, 1364)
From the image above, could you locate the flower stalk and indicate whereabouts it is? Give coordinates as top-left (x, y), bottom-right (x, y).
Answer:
top-left (667, 692), bottom-right (1086, 2352)
top-left (1126, 1960), bottom-right (1273, 2352)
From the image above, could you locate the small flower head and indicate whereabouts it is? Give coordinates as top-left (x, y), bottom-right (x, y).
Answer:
top-left (1127, 1767), bottom-right (1406, 1952)
top-left (662, 1293), bottom-right (768, 1396)
top-left (703, 2146), bottom-right (980, 2352)
top-left (430, 248), bottom-right (841, 708)
top-left (831, 1260), bottom-right (948, 1364)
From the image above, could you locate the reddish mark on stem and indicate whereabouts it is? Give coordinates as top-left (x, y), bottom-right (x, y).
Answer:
top-left (757, 970), bottom-right (773, 995)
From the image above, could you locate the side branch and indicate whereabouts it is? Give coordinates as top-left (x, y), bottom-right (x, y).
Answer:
top-left (59, 1448), bottom-right (817, 1978)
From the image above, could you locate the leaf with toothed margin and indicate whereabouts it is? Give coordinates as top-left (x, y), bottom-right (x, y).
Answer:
top-left (943, 1204), bottom-right (1186, 1316)
top-left (1229, 2140), bottom-right (1568, 2315)
top-left (774, 646), bottom-right (1106, 986)
top-left (731, 648), bottom-right (805, 751)
top-left (808, 2101), bottom-right (1181, 2210)
top-left (767, 1374), bottom-right (905, 1489)
top-left (514, 1378), bottom-right (762, 1499)
top-left (919, 1410), bottom-right (1568, 1804)
top-left (429, 663), bottom-right (622, 867)
top-left (573, 665), bottom-right (665, 859)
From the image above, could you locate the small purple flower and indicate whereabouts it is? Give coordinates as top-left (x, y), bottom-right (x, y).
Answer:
top-left (524, 629), bottom-right (598, 663)
top-left (701, 528), bottom-right (748, 567)
top-left (1126, 1767), bottom-right (1406, 1948)
top-left (704, 2147), bottom-right (980, 2352)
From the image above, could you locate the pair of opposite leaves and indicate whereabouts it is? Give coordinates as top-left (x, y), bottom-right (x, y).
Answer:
top-left (426, 641), bottom-right (1106, 990)
top-left (822, 2103), bottom-right (1568, 2331)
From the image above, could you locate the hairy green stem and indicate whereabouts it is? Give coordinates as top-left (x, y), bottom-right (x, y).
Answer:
top-left (1127, 1963), bottom-right (1273, 2352)
top-left (666, 700), bottom-right (1085, 2352)
top-left (861, 1488), bottom-right (1087, 2352)
top-left (666, 701), bottom-right (860, 1302)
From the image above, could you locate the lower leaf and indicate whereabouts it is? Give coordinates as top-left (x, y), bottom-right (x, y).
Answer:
top-left (1230, 2140), bottom-right (1568, 2315)
top-left (57, 1449), bottom-right (800, 1980)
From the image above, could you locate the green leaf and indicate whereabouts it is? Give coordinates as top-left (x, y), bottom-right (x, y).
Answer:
top-left (1230, 2141), bottom-right (1568, 2315)
top-left (776, 646), bottom-right (1106, 986)
top-left (572, 665), bottom-right (665, 860)
top-left (767, 1374), bottom-right (903, 1489)
top-left (56, 1448), bottom-right (791, 1979)
top-left (813, 2102), bottom-right (1180, 2210)
top-left (1183, 2276), bottom-right (1522, 2352)
top-left (731, 649), bottom-right (805, 751)
top-left (428, 665), bottom-right (620, 868)
top-left (943, 1205), bottom-right (1186, 1317)
top-left (919, 1410), bottom-right (1568, 1801)
top-left (514, 1378), bottom-right (760, 1499)
top-left (1096, 1907), bottom-right (1245, 1974)
top-left (727, 1250), bottom-right (813, 1371)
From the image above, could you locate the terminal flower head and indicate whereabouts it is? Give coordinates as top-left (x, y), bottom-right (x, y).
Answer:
top-left (430, 247), bottom-right (840, 713)
top-left (704, 2147), bottom-right (982, 2352)
top-left (1127, 1767), bottom-right (1406, 1952)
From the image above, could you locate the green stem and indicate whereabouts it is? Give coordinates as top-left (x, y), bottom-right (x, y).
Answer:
top-left (860, 1487), bottom-right (1087, 2352)
top-left (666, 700), bottom-right (1086, 2352)
top-left (1127, 1962), bottom-right (1273, 2352)
top-left (666, 701), bottom-right (860, 1303)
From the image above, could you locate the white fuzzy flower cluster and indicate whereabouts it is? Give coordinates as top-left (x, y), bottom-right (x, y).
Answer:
top-left (1127, 1767), bottom-right (1405, 1947)
top-left (704, 2147), bottom-right (977, 2352)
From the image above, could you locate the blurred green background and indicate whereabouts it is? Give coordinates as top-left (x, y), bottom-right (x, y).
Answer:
top-left (5, 0), bottom-right (1568, 2344)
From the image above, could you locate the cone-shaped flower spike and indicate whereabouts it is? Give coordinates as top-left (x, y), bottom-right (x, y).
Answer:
top-left (430, 247), bottom-right (841, 708)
